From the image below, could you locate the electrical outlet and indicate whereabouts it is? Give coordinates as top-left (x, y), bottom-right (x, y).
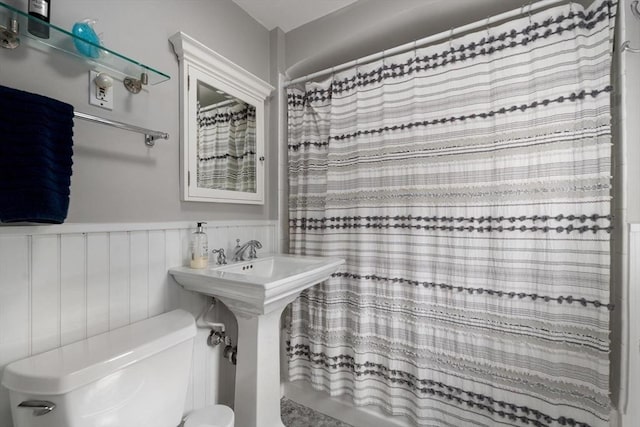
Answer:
top-left (89, 70), bottom-right (113, 110)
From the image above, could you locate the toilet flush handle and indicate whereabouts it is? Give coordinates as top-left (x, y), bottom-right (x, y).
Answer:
top-left (17, 400), bottom-right (56, 416)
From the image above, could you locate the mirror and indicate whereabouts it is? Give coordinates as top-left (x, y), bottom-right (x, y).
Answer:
top-left (197, 81), bottom-right (257, 193)
top-left (169, 32), bottom-right (273, 204)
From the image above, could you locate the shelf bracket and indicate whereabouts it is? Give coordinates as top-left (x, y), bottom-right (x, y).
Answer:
top-left (123, 73), bottom-right (149, 94)
top-left (0, 17), bottom-right (19, 49)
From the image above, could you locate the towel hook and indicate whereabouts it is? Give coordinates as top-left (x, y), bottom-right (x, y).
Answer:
top-left (621, 40), bottom-right (640, 54)
top-left (631, 1), bottom-right (640, 20)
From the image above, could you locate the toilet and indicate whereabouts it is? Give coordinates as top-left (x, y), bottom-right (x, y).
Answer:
top-left (1, 309), bottom-right (233, 427)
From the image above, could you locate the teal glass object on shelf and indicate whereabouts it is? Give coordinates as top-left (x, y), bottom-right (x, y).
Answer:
top-left (71, 19), bottom-right (101, 59)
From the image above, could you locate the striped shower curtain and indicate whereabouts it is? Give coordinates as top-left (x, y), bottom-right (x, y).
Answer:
top-left (197, 102), bottom-right (257, 192)
top-left (287, 1), bottom-right (616, 426)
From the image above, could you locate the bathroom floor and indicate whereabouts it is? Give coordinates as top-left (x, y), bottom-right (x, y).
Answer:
top-left (281, 398), bottom-right (354, 427)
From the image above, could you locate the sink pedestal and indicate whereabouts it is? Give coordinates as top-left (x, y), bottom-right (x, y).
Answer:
top-left (168, 255), bottom-right (345, 427)
top-left (231, 306), bottom-right (287, 427)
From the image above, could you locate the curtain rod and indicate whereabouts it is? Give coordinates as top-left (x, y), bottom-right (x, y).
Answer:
top-left (201, 98), bottom-right (241, 111)
top-left (284, 0), bottom-right (568, 87)
top-left (74, 111), bottom-right (169, 147)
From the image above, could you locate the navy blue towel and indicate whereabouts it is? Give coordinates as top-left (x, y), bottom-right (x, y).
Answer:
top-left (0, 85), bottom-right (74, 224)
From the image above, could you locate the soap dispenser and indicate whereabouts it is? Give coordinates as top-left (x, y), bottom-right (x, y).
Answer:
top-left (190, 222), bottom-right (209, 269)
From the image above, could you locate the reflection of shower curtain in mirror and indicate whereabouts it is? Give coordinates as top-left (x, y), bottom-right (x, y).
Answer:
top-left (197, 102), bottom-right (256, 192)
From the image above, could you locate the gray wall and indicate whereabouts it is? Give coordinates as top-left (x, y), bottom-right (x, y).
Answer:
top-left (284, 0), bottom-right (535, 79)
top-left (620, 1), bottom-right (640, 223)
top-left (0, 0), bottom-right (275, 223)
top-left (614, 0), bottom-right (640, 422)
top-left (269, 27), bottom-right (287, 226)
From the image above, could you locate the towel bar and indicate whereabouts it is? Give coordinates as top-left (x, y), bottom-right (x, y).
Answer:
top-left (74, 111), bottom-right (169, 147)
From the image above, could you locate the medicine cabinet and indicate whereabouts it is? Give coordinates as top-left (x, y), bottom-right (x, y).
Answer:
top-left (169, 32), bottom-right (273, 204)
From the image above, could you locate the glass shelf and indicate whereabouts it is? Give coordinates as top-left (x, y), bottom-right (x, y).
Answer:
top-left (0, 1), bottom-right (170, 85)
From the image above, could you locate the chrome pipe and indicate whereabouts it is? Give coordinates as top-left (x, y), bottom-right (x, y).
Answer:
top-left (74, 111), bottom-right (168, 146)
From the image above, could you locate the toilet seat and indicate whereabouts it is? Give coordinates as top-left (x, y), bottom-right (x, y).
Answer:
top-left (183, 405), bottom-right (234, 427)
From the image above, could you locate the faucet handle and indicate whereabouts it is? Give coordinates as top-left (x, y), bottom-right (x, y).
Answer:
top-left (213, 248), bottom-right (227, 265)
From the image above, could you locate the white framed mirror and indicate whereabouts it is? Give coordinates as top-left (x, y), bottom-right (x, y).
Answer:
top-left (169, 32), bottom-right (273, 204)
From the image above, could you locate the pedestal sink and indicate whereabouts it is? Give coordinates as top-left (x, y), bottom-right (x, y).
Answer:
top-left (169, 254), bottom-right (344, 427)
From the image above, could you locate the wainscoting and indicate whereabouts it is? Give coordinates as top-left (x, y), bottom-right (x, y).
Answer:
top-left (622, 224), bottom-right (640, 427)
top-left (0, 220), bottom-right (276, 426)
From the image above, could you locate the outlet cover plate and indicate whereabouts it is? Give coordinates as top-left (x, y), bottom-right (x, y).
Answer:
top-left (89, 71), bottom-right (113, 110)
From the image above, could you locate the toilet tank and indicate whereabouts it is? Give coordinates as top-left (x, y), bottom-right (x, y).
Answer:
top-left (1, 309), bottom-right (196, 427)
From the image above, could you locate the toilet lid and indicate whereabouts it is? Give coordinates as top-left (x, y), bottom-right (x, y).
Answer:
top-left (184, 405), bottom-right (234, 427)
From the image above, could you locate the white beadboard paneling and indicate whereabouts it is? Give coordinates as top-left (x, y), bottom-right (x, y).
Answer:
top-left (60, 234), bottom-right (87, 345)
top-left (205, 340), bottom-right (220, 406)
top-left (130, 231), bottom-right (149, 323)
top-left (0, 236), bottom-right (30, 363)
top-left (624, 226), bottom-right (640, 426)
top-left (0, 220), bottom-right (277, 427)
top-left (179, 228), bottom-right (191, 267)
top-left (0, 236), bottom-right (30, 425)
top-left (207, 225), bottom-right (229, 259)
top-left (0, 220), bottom-right (277, 236)
top-left (0, 371), bottom-right (11, 425)
top-left (165, 229), bottom-right (183, 311)
top-left (192, 328), bottom-right (209, 409)
top-left (86, 233), bottom-right (110, 336)
top-left (109, 232), bottom-right (130, 329)
top-left (31, 235), bottom-right (60, 354)
top-left (217, 302), bottom-right (238, 409)
top-left (178, 229), bottom-right (192, 310)
top-left (148, 230), bottom-right (166, 316)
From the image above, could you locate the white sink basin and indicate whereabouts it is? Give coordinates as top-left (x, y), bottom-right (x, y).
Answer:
top-left (169, 254), bottom-right (344, 316)
top-left (169, 253), bottom-right (344, 427)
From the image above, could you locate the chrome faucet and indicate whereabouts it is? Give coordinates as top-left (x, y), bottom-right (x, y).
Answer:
top-left (233, 239), bottom-right (262, 261)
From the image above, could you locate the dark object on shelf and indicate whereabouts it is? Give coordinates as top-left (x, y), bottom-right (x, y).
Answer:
top-left (28, 0), bottom-right (50, 39)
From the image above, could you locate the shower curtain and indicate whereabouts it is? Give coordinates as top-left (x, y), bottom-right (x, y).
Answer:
top-left (287, 1), bottom-right (616, 426)
top-left (197, 102), bottom-right (256, 192)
